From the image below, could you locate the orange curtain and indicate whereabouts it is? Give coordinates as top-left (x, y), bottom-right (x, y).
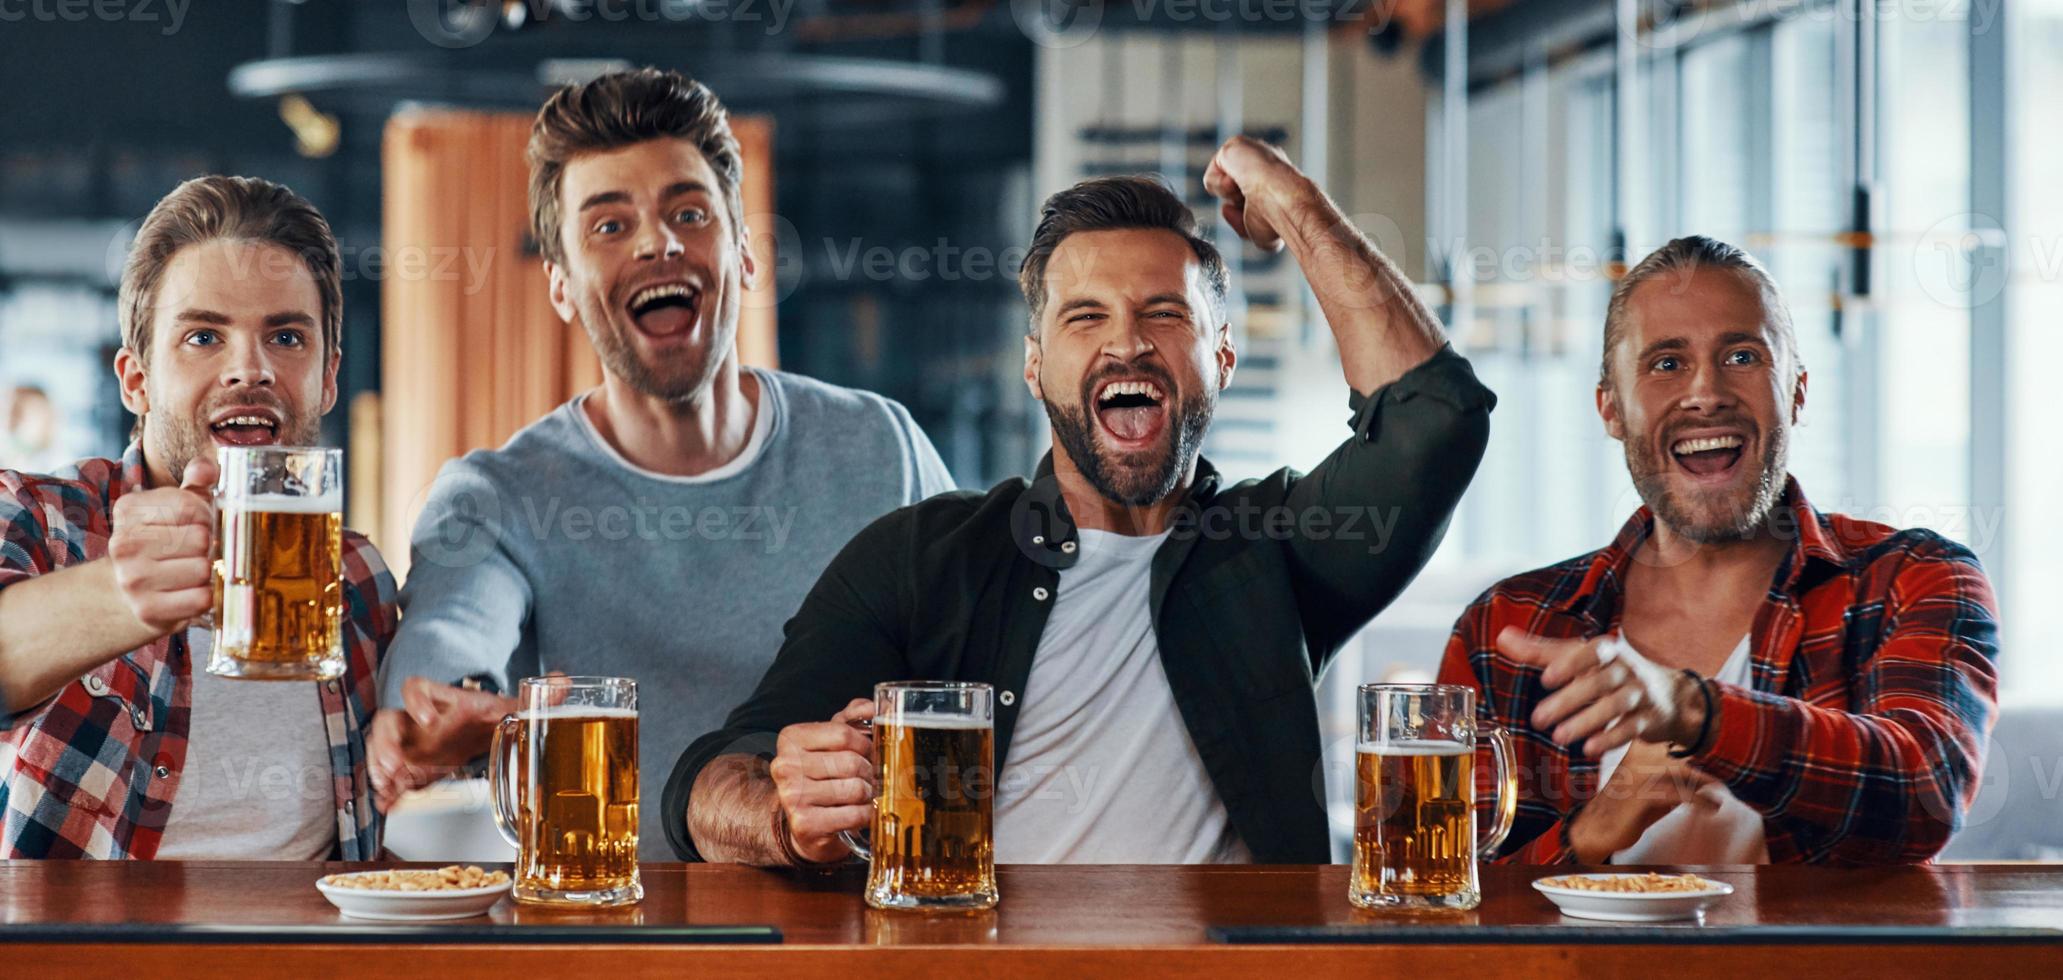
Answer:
top-left (368, 109), bottom-right (776, 572)
top-left (734, 117), bottom-right (778, 369)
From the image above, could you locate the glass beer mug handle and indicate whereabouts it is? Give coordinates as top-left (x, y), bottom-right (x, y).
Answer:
top-left (488, 712), bottom-right (523, 849)
top-left (1476, 725), bottom-right (1518, 861)
top-left (835, 716), bottom-right (875, 861)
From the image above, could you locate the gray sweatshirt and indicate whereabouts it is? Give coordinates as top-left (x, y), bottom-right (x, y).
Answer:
top-left (379, 368), bottom-right (954, 856)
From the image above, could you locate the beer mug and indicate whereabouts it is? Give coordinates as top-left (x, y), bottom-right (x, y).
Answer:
top-left (1350, 683), bottom-right (1517, 912)
top-left (208, 446), bottom-right (344, 681)
top-left (839, 681), bottom-right (998, 911)
top-left (490, 676), bottom-right (643, 908)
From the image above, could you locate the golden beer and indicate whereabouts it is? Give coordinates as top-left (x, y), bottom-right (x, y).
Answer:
top-left (512, 708), bottom-right (640, 902)
top-left (492, 677), bottom-right (643, 908)
top-left (843, 682), bottom-right (998, 911)
top-left (1353, 742), bottom-right (1476, 902)
top-left (213, 501), bottom-right (343, 672)
top-left (1350, 684), bottom-right (1515, 912)
top-left (866, 717), bottom-right (997, 907)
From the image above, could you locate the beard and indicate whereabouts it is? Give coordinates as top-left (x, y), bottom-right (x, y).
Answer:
top-left (579, 287), bottom-right (735, 405)
top-left (149, 391), bottom-right (323, 487)
top-left (1625, 420), bottom-right (1788, 544)
top-left (1044, 363), bottom-right (1214, 508)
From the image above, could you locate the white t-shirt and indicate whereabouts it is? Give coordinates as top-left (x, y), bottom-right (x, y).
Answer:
top-left (155, 628), bottom-right (339, 860)
top-left (992, 528), bottom-right (1252, 864)
top-left (1596, 635), bottom-right (1770, 864)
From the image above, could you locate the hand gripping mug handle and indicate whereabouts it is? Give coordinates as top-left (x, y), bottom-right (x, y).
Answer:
top-left (488, 712), bottom-right (523, 850)
top-left (1477, 725), bottom-right (1518, 860)
top-left (834, 716), bottom-right (876, 860)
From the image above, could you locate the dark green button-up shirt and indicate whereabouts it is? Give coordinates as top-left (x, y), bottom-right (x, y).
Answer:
top-left (665, 346), bottom-right (1496, 863)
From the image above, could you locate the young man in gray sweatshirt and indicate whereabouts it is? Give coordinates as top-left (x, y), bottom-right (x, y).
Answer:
top-left (366, 68), bottom-right (953, 858)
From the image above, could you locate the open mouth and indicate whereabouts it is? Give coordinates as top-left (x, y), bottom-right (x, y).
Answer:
top-left (625, 281), bottom-right (702, 339)
top-left (1094, 378), bottom-right (1169, 450)
top-left (1670, 433), bottom-right (1746, 480)
top-left (209, 409), bottom-right (281, 447)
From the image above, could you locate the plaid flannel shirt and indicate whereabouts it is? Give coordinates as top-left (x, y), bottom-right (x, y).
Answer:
top-left (0, 445), bottom-right (396, 859)
top-left (1438, 477), bottom-right (1999, 865)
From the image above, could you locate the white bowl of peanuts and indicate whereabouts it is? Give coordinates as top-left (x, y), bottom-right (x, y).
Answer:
top-left (1532, 872), bottom-right (1734, 922)
top-left (316, 865), bottom-right (513, 921)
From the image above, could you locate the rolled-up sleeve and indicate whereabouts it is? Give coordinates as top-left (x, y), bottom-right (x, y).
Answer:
top-left (1283, 344), bottom-right (1497, 655)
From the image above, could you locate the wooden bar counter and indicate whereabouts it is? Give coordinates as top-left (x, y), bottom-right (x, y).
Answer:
top-left (4, 862), bottom-right (2060, 977)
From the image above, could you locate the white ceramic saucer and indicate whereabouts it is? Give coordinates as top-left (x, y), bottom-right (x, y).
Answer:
top-left (315, 872), bottom-right (510, 922)
top-left (1531, 873), bottom-right (1735, 922)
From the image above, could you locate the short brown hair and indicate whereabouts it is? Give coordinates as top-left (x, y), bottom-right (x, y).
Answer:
top-left (1601, 235), bottom-right (1801, 388)
top-left (1018, 175), bottom-right (1229, 332)
top-left (527, 67), bottom-right (745, 266)
top-left (118, 175), bottom-right (344, 364)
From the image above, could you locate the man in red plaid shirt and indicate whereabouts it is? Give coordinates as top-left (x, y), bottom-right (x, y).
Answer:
top-left (1439, 236), bottom-right (1999, 865)
top-left (0, 176), bottom-right (397, 859)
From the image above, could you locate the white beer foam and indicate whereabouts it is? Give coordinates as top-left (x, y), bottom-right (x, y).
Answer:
top-left (522, 705), bottom-right (640, 722)
top-left (1356, 739), bottom-right (1471, 756)
top-left (233, 492), bottom-right (342, 514)
top-left (881, 712), bottom-right (991, 731)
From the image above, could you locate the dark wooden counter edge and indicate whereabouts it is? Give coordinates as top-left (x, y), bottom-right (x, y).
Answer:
top-left (5, 922), bottom-right (2058, 946)
top-left (1208, 924), bottom-right (2063, 945)
top-left (7, 942), bottom-right (2063, 980)
top-left (0, 923), bottom-right (782, 944)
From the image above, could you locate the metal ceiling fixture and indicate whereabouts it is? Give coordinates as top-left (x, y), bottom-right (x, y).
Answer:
top-left (230, 2), bottom-right (1008, 128)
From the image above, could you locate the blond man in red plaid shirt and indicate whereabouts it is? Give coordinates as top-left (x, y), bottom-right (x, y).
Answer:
top-left (1441, 236), bottom-right (1998, 865)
